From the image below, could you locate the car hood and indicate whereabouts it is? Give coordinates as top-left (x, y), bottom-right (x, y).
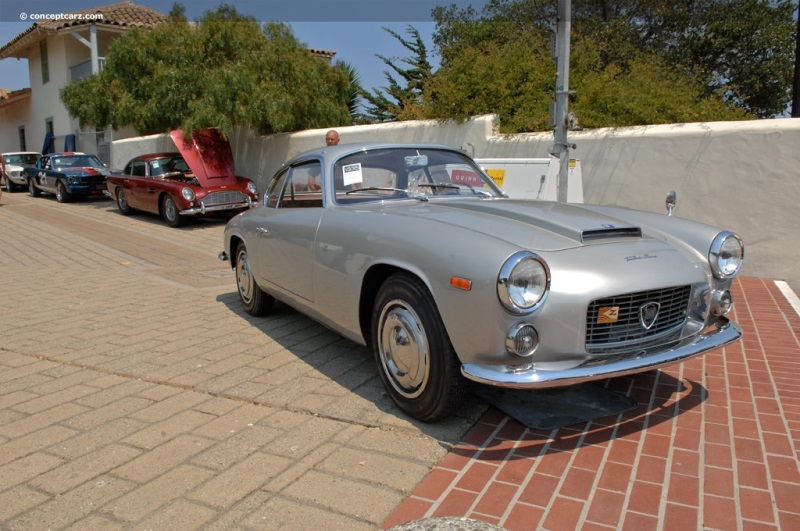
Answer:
top-left (383, 198), bottom-right (660, 251)
top-left (170, 129), bottom-right (237, 187)
top-left (57, 166), bottom-right (111, 176)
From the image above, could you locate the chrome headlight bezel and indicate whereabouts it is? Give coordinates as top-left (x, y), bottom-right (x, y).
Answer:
top-left (182, 187), bottom-right (196, 201)
top-left (246, 180), bottom-right (258, 195)
top-left (709, 231), bottom-right (744, 280)
top-left (497, 251), bottom-right (550, 314)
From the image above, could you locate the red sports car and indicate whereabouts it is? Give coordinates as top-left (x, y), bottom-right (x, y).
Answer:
top-left (106, 130), bottom-right (258, 227)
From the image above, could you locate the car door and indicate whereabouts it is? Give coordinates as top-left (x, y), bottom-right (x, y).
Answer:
top-left (124, 160), bottom-right (154, 212)
top-left (251, 161), bottom-right (323, 302)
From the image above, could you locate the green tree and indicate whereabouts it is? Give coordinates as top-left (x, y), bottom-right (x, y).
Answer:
top-left (426, 0), bottom-right (791, 132)
top-left (60, 4), bottom-right (351, 136)
top-left (361, 25), bottom-right (434, 122)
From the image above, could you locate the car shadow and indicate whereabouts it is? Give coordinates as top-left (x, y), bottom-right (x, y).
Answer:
top-left (449, 371), bottom-right (708, 462)
top-left (83, 198), bottom-right (237, 230)
top-left (215, 290), bottom-right (709, 451)
top-left (215, 291), bottom-right (489, 447)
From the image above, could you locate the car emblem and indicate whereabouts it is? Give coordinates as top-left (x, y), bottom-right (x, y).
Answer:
top-left (639, 302), bottom-right (660, 330)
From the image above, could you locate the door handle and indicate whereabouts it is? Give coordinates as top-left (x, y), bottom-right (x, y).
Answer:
top-left (257, 227), bottom-right (270, 236)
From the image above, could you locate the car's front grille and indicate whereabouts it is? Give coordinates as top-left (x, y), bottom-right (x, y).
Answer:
top-left (203, 191), bottom-right (248, 206)
top-left (586, 285), bottom-right (691, 353)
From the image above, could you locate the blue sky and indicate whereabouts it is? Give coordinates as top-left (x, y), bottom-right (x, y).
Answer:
top-left (0, 1), bottom-right (487, 94)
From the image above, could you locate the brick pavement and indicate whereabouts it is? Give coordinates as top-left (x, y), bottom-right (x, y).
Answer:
top-left (1, 192), bottom-right (798, 530)
top-left (385, 277), bottom-right (800, 530)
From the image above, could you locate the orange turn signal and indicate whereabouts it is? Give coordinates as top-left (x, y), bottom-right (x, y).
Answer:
top-left (450, 277), bottom-right (472, 291)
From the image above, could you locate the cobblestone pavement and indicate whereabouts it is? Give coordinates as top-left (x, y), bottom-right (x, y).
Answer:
top-left (0, 192), bottom-right (485, 529)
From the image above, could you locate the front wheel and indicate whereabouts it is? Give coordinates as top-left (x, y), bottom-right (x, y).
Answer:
top-left (235, 242), bottom-right (274, 316)
top-left (28, 178), bottom-right (40, 197)
top-left (55, 180), bottom-right (72, 203)
top-left (371, 272), bottom-right (465, 421)
top-left (162, 195), bottom-right (184, 227)
top-left (5, 177), bottom-right (15, 193)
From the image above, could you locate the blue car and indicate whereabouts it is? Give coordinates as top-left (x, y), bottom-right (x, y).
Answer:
top-left (24, 152), bottom-right (113, 203)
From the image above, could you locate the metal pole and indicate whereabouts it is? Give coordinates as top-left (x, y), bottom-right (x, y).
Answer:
top-left (553, 0), bottom-right (572, 202)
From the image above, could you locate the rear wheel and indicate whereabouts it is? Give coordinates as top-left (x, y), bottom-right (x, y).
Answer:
top-left (28, 178), bottom-right (40, 197)
top-left (55, 180), bottom-right (72, 203)
top-left (116, 189), bottom-right (132, 215)
top-left (371, 272), bottom-right (465, 421)
top-left (162, 195), bottom-right (184, 227)
top-left (235, 242), bottom-right (273, 316)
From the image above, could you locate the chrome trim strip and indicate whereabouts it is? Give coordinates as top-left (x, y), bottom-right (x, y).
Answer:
top-left (461, 319), bottom-right (741, 389)
top-left (180, 201), bottom-right (254, 216)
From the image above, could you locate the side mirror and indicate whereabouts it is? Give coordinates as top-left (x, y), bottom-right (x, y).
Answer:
top-left (665, 190), bottom-right (677, 216)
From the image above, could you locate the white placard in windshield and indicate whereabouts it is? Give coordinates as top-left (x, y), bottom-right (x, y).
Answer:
top-left (343, 163), bottom-right (363, 186)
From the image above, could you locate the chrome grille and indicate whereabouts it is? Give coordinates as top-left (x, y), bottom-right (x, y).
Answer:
top-left (586, 285), bottom-right (691, 352)
top-left (204, 191), bottom-right (248, 206)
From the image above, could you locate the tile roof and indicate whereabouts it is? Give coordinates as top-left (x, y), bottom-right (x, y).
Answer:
top-left (35, 1), bottom-right (168, 31)
top-left (0, 2), bottom-right (167, 59)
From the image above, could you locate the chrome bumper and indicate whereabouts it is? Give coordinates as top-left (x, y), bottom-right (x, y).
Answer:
top-left (180, 199), bottom-right (253, 216)
top-left (461, 319), bottom-right (742, 389)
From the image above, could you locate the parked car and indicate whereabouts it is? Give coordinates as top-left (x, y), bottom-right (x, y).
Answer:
top-left (219, 142), bottom-right (744, 421)
top-left (24, 152), bottom-right (112, 202)
top-left (106, 129), bottom-right (258, 227)
top-left (2, 151), bottom-right (41, 192)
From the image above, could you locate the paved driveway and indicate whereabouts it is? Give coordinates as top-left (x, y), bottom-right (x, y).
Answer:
top-left (0, 192), bottom-right (485, 529)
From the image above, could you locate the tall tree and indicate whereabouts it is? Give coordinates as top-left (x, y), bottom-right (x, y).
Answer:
top-left (425, 0), bottom-right (789, 132)
top-left (60, 4), bottom-right (351, 136)
top-left (361, 25), bottom-right (434, 122)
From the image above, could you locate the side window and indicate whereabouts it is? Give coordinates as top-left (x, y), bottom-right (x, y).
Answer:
top-left (123, 162), bottom-right (134, 175)
top-left (265, 162), bottom-right (324, 209)
top-left (41, 158), bottom-right (50, 170)
top-left (131, 161), bottom-right (146, 177)
top-left (265, 169), bottom-right (289, 208)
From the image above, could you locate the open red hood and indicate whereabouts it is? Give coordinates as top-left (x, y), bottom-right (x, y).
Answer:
top-left (170, 129), bottom-right (237, 186)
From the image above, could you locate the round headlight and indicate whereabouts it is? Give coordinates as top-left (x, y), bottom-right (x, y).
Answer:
top-left (246, 181), bottom-right (258, 195)
top-left (709, 231), bottom-right (744, 279)
top-left (498, 251), bottom-right (550, 314)
top-left (182, 187), bottom-right (195, 201)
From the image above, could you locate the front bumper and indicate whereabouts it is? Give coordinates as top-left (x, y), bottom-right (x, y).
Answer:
top-left (180, 198), bottom-right (254, 216)
top-left (461, 318), bottom-right (741, 388)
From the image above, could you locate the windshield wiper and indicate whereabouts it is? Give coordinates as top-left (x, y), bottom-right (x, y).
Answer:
top-left (416, 182), bottom-right (492, 197)
top-left (344, 187), bottom-right (428, 201)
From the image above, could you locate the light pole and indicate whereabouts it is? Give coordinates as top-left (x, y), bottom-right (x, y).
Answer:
top-left (551, 0), bottom-right (573, 202)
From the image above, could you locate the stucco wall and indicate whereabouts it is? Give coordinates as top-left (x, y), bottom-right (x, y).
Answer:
top-left (111, 115), bottom-right (800, 292)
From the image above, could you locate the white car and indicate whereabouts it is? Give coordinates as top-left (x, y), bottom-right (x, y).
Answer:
top-left (2, 151), bottom-right (41, 192)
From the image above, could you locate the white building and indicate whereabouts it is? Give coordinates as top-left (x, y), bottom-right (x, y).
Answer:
top-left (0, 2), bottom-right (168, 162)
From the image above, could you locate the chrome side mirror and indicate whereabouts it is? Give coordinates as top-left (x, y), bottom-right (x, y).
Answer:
top-left (665, 190), bottom-right (677, 216)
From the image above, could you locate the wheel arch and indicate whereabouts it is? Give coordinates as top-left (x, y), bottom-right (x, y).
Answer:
top-left (359, 263), bottom-right (431, 343)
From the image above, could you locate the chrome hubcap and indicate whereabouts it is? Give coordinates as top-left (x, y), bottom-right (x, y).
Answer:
top-left (378, 300), bottom-right (429, 399)
top-left (165, 199), bottom-right (177, 220)
top-left (236, 250), bottom-right (254, 304)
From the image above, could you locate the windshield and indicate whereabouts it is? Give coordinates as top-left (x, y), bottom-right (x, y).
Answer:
top-left (149, 156), bottom-right (190, 176)
top-left (51, 155), bottom-right (105, 169)
top-left (332, 147), bottom-right (504, 204)
top-left (4, 153), bottom-right (39, 165)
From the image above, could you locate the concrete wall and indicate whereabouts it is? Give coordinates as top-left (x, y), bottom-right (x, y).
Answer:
top-left (111, 115), bottom-right (800, 292)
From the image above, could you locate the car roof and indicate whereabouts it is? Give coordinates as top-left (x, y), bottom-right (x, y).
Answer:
top-left (130, 152), bottom-right (181, 162)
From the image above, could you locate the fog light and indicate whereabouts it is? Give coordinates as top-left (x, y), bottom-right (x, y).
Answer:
top-left (710, 289), bottom-right (733, 316)
top-left (505, 324), bottom-right (539, 357)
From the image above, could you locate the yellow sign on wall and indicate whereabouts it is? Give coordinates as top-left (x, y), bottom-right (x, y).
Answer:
top-left (484, 168), bottom-right (505, 187)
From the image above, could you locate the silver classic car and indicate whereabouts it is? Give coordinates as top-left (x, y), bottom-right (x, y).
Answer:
top-left (220, 143), bottom-right (743, 421)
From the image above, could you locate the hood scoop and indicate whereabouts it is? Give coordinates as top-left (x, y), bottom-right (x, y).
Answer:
top-left (581, 226), bottom-right (642, 242)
